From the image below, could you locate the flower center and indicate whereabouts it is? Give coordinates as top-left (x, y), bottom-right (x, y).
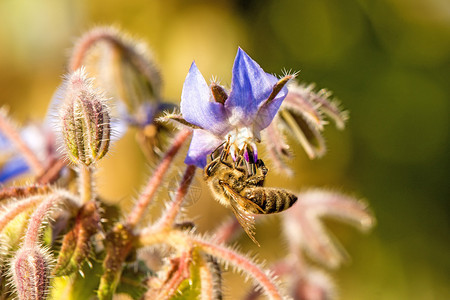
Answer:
top-left (226, 127), bottom-right (253, 149)
top-left (225, 127), bottom-right (258, 164)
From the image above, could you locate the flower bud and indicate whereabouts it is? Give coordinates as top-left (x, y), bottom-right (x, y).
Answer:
top-left (60, 68), bottom-right (111, 166)
top-left (12, 246), bottom-right (50, 300)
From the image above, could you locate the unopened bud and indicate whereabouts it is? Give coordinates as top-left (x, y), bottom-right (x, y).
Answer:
top-left (12, 246), bottom-right (50, 300)
top-left (60, 68), bottom-right (111, 166)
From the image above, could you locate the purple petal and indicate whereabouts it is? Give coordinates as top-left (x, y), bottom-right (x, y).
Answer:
top-left (226, 48), bottom-right (279, 126)
top-left (0, 156), bottom-right (30, 183)
top-left (181, 62), bottom-right (229, 136)
top-left (0, 132), bottom-right (12, 150)
top-left (253, 78), bottom-right (289, 132)
top-left (185, 129), bottom-right (223, 168)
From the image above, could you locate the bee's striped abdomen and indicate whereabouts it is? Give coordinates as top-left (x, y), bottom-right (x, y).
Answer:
top-left (246, 188), bottom-right (298, 214)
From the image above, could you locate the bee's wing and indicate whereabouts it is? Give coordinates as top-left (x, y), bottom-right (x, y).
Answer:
top-left (221, 183), bottom-right (261, 246)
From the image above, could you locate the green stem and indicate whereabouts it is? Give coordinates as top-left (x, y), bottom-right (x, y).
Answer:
top-left (79, 165), bottom-right (94, 203)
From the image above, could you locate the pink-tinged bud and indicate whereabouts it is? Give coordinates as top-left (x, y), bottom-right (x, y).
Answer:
top-left (60, 68), bottom-right (111, 166)
top-left (12, 246), bottom-right (50, 300)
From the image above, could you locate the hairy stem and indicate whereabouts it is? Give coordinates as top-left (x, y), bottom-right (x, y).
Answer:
top-left (36, 158), bottom-right (66, 185)
top-left (138, 230), bottom-right (284, 300)
top-left (79, 165), bottom-right (94, 203)
top-left (195, 239), bottom-right (284, 300)
top-left (213, 217), bottom-right (241, 244)
top-left (23, 194), bottom-right (60, 248)
top-left (70, 29), bottom-right (118, 71)
top-left (145, 250), bottom-right (192, 300)
top-left (154, 164), bottom-right (196, 230)
top-left (69, 27), bottom-right (160, 89)
top-left (126, 129), bottom-right (191, 228)
top-left (0, 190), bottom-right (78, 234)
top-left (199, 255), bottom-right (220, 300)
top-left (0, 110), bottom-right (45, 175)
top-left (0, 196), bottom-right (43, 234)
top-left (0, 184), bottom-right (50, 201)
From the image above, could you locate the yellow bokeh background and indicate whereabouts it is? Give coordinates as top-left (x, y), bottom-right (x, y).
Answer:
top-left (1, 0), bottom-right (449, 299)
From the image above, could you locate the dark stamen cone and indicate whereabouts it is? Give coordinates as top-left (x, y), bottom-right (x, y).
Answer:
top-left (265, 75), bottom-right (294, 105)
top-left (210, 83), bottom-right (228, 104)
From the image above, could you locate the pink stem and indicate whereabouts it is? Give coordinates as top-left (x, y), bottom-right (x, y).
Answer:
top-left (69, 27), bottom-right (159, 88)
top-left (155, 164), bottom-right (196, 229)
top-left (213, 217), bottom-right (241, 244)
top-left (199, 255), bottom-right (217, 300)
top-left (0, 184), bottom-right (50, 201)
top-left (0, 112), bottom-right (45, 175)
top-left (23, 195), bottom-right (60, 248)
top-left (0, 196), bottom-right (43, 233)
top-left (195, 239), bottom-right (284, 300)
top-left (126, 129), bottom-right (191, 228)
top-left (138, 229), bottom-right (283, 299)
top-left (70, 30), bottom-right (118, 71)
top-left (36, 158), bottom-right (66, 184)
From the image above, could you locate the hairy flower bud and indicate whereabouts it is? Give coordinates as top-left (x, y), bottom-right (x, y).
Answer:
top-left (60, 68), bottom-right (111, 166)
top-left (12, 246), bottom-right (50, 300)
top-left (69, 27), bottom-right (175, 160)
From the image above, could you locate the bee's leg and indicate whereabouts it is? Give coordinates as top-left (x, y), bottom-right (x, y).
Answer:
top-left (242, 160), bottom-right (255, 176)
top-left (219, 147), bottom-right (233, 169)
top-left (233, 156), bottom-right (247, 174)
top-left (250, 162), bottom-right (256, 176)
top-left (210, 141), bottom-right (226, 161)
top-left (233, 146), bottom-right (251, 176)
top-left (243, 159), bottom-right (268, 186)
top-left (244, 175), bottom-right (265, 187)
top-left (255, 159), bottom-right (268, 176)
top-left (205, 158), bottom-right (220, 177)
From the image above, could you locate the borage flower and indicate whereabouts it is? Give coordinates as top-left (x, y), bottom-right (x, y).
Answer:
top-left (166, 47), bottom-right (294, 169)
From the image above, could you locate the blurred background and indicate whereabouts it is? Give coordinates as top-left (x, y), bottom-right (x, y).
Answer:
top-left (0, 0), bottom-right (448, 299)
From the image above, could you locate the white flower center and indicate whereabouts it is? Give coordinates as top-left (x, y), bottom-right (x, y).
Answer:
top-left (224, 127), bottom-right (259, 163)
top-left (226, 127), bottom-right (253, 149)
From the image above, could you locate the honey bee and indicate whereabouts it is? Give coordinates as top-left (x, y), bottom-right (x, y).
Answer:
top-left (204, 151), bottom-right (297, 246)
